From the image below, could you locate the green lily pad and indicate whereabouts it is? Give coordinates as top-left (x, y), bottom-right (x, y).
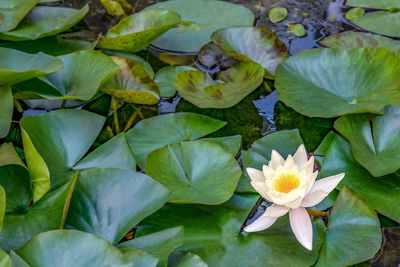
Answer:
top-left (119, 226), bottom-right (184, 267)
top-left (268, 7), bottom-right (288, 23)
top-left (288, 24), bottom-right (306, 37)
top-left (20, 110), bottom-right (105, 186)
top-left (0, 143), bottom-right (31, 213)
top-left (169, 252), bottom-right (208, 267)
top-left (211, 27), bottom-right (288, 76)
top-left (101, 56), bottom-right (160, 105)
top-left (154, 66), bottom-right (195, 98)
top-left (175, 62), bottom-right (264, 108)
top-left (319, 31), bottom-right (400, 51)
top-left (346, 0), bottom-right (400, 9)
top-left (345, 7), bottom-right (364, 20)
top-left (102, 51), bottom-right (155, 78)
top-left (201, 135), bottom-right (242, 157)
top-left (318, 133), bottom-right (400, 222)
top-left (15, 50), bottom-right (119, 101)
top-left (0, 0), bottom-right (37, 32)
top-left (0, 5), bottom-right (89, 41)
top-left (145, 140), bottom-right (241, 204)
top-left (8, 251), bottom-right (29, 267)
top-left (16, 230), bottom-right (133, 267)
top-left (143, 0), bottom-right (255, 53)
top-left (334, 106), bottom-right (400, 177)
top-left (316, 187), bottom-right (382, 267)
top-left (98, 9), bottom-right (181, 52)
top-left (0, 186), bottom-right (5, 233)
top-left (0, 36), bottom-right (96, 56)
top-left (348, 11), bottom-right (400, 38)
top-left (126, 112), bottom-right (226, 169)
top-left (0, 86), bottom-right (12, 139)
top-left (275, 48), bottom-right (400, 118)
top-left (121, 248), bottom-right (158, 267)
top-left (0, 47), bottom-right (63, 85)
top-left (74, 133), bottom-right (136, 170)
top-left (66, 168), bottom-right (169, 243)
top-left (0, 249), bottom-right (11, 267)
top-left (0, 177), bottom-right (76, 251)
top-left (138, 194), bottom-right (323, 267)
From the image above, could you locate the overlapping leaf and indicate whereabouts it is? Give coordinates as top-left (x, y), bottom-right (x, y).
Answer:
top-left (143, 0), bottom-right (254, 52)
top-left (98, 9), bottom-right (181, 52)
top-left (211, 27), bottom-right (288, 76)
top-left (0, 0), bottom-right (37, 32)
top-left (0, 5), bottom-right (89, 41)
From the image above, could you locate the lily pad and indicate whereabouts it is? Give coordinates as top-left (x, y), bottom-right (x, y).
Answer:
top-left (66, 168), bottom-right (169, 243)
top-left (316, 187), bottom-right (382, 267)
top-left (348, 11), bottom-right (400, 38)
top-left (0, 86), bottom-right (12, 139)
top-left (138, 194), bottom-right (323, 267)
top-left (154, 66), bottom-right (195, 98)
top-left (97, 9), bottom-right (181, 52)
top-left (15, 50), bottom-right (119, 101)
top-left (125, 112), bottom-right (226, 169)
top-left (101, 56), bottom-right (160, 105)
top-left (175, 62), bottom-right (264, 108)
top-left (0, 249), bottom-right (11, 267)
top-left (211, 27), bottom-right (288, 76)
top-left (275, 48), bottom-right (400, 118)
top-left (0, 47), bottom-right (63, 85)
top-left (0, 5), bottom-right (89, 41)
top-left (346, 0), bottom-right (400, 9)
top-left (16, 230), bottom-right (133, 267)
top-left (0, 0), bottom-right (37, 32)
top-left (74, 133), bottom-right (136, 171)
top-left (119, 226), bottom-right (184, 266)
top-left (0, 177), bottom-right (76, 251)
top-left (169, 252), bottom-right (208, 267)
top-left (288, 24), bottom-right (306, 37)
top-left (319, 31), bottom-right (400, 51)
top-left (0, 36), bottom-right (96, 56)
top-left (334, 106), bottom-right (400, 177)
top-left (0, 143), bottom-right (31, 213)
top-left (201, 135), bottom-right (242, 157)
top-left (20, 109), bottom-right (105, 186)
top-left (318, 133), bottom-right (400, 222)
top-left (145, 140), bottom-right (241, 204)
top-left (345, 7), bottom-right (364, 20)
top-left (143, 0), bottom-right (255, 53)
top-left (268, 7), bottom-right (288, 23)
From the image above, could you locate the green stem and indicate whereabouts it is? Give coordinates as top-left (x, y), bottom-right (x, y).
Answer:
top-left (13, 99), bottom-right (24, 113)
top-left (111, 97), bottom-right (120, 134)
top-left (131, 104), bottom-right (144, 120)
top-left (123, 111), bottom-right (138, 132)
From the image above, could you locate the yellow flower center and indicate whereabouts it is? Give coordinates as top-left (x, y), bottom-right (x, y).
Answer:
top-left (274, 173), bottom-right (300, 193)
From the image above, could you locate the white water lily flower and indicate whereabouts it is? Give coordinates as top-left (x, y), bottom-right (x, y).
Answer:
top-left (244, 144), bottom-right (345, 251)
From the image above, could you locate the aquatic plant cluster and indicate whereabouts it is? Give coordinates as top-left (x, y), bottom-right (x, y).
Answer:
top-left (0, 0), bottom-right (399, 266)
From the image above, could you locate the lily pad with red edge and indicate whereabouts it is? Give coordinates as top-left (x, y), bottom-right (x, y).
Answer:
top-left (211, 27), bottom-right (288, 76)
top-left (174, 62), bottom-right (264, 109)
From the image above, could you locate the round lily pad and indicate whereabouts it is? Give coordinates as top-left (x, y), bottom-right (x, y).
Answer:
top-left (346, 0), bottom-right (400, 9)
top-left (348, 10), bottom-right (400, 38)
top-left (345, 7), bottom-right (365, 20)
top-left (97, 9), bottom-right (181, 52)
top-left (268, 7), bottom-right (288, 23)
top-left (275, 48), bottom-right (400, 118)
top-left (143, 0), bottom-right (255, 53)
top-left (288, 24), bottom-right (306, 37)
top-left (145, 140), bottom-right (242, 204)
top-left (175, 62), bottom-right (264, 108)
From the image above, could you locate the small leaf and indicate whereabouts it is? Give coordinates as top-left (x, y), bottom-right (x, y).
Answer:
top-left (345, 7), bottom-right (365, 20)
top-left (268, 7), bottom-right (288, 23)
top-left (288, 24), bottom-right (306, 37)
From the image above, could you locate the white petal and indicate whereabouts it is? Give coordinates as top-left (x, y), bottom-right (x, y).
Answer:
top-left (308, 173), bottom-right (345, 195)
top-left (289, 207), bottom-right (313, 250)
top-left (284, 155), bottom-right (296, 168)
top-left (247, 168), bottom-right (265, 182)
top-left (244, 212), bottom-right (279, 232)
top-left (264, 204), bottom-right (290, 217)
top-left (250, 182), bottom-right (271, 201)
top-left (301, 190), bottom-right (329, 207)
top-left (262, 164), bottom-right (276, 179)
top-left (269, 150), bottom-right (285, 169)
top-left (293, 144), bottom-right (308, 168)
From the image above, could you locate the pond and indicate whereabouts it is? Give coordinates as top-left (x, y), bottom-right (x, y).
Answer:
top-left (0, 0), bottom-right (399, 266)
